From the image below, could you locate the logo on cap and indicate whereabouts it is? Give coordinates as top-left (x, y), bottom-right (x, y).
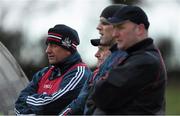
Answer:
top-left (62, 37), bottom-right (72, 48)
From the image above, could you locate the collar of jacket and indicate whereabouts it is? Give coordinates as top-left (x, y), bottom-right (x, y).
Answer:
top-left (109, 44), bottom-right (118, 52)
top-left (110, 43), bottom-right (127, 54)
top-left (54, 51), bottom-right (82, 74)
top-left (126, 38), bottom-right (153, 54)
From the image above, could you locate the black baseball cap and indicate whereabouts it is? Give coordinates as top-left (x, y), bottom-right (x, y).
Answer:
top-left (90, 39), bottom-right (102, 46)
top-left (100, 4), bottom-right (127, 19)
top-left (107, 5), bottom-right (150, 29)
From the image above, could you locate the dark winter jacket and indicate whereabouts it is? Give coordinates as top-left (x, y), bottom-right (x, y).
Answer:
top-left (15, 52), bottom-right (91, 115)
top-left (91, 38), bottom-right (167, 115)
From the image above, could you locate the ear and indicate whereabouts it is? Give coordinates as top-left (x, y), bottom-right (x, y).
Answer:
top-left (135, 24), bottom-right (145, 36)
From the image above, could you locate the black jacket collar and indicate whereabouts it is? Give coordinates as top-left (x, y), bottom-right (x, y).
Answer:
top-left (126, 38), bottom-right (153, 54)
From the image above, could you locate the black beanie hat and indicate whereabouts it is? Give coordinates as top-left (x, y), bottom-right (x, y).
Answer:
top-left (100, 4), bottom-right (127, 19)
top-left (46, 24), bottom-right (80, 53)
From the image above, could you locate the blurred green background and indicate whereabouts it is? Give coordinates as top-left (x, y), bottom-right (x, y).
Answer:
top-left (166, 79), bottom-right (180, 114)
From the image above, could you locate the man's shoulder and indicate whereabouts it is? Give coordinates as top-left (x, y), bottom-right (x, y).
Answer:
top-left (124, 48), bottom-right (160, 69)
top-left (64, 62), bottom-right (91, 76)
top-left (70, 62), bottom-right (90, 70)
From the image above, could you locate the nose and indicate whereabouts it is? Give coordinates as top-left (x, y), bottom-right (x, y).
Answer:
top-left (112, 28), bottom-right (119, 38)
top-left (96, 23), bottom-right (102, 31)
top-left (95, 50), bottom-right (100, 59)
top-left (45, 44), bottom-right (51, 54)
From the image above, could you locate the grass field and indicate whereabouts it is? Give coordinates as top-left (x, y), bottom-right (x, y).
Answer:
top-left (166, 83), bottom-right (180, 115)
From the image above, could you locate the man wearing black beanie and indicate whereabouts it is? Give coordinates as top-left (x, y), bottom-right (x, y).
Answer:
top-left (59, 4), bottom-right (128, 115)
top-left (15, 24), bottom-right (92, 115)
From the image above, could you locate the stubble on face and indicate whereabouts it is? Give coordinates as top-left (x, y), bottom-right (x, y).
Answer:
top-left (100, 25), bottom-right (114, 46)
top-left (98, 17), bottom-right (115, 46)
